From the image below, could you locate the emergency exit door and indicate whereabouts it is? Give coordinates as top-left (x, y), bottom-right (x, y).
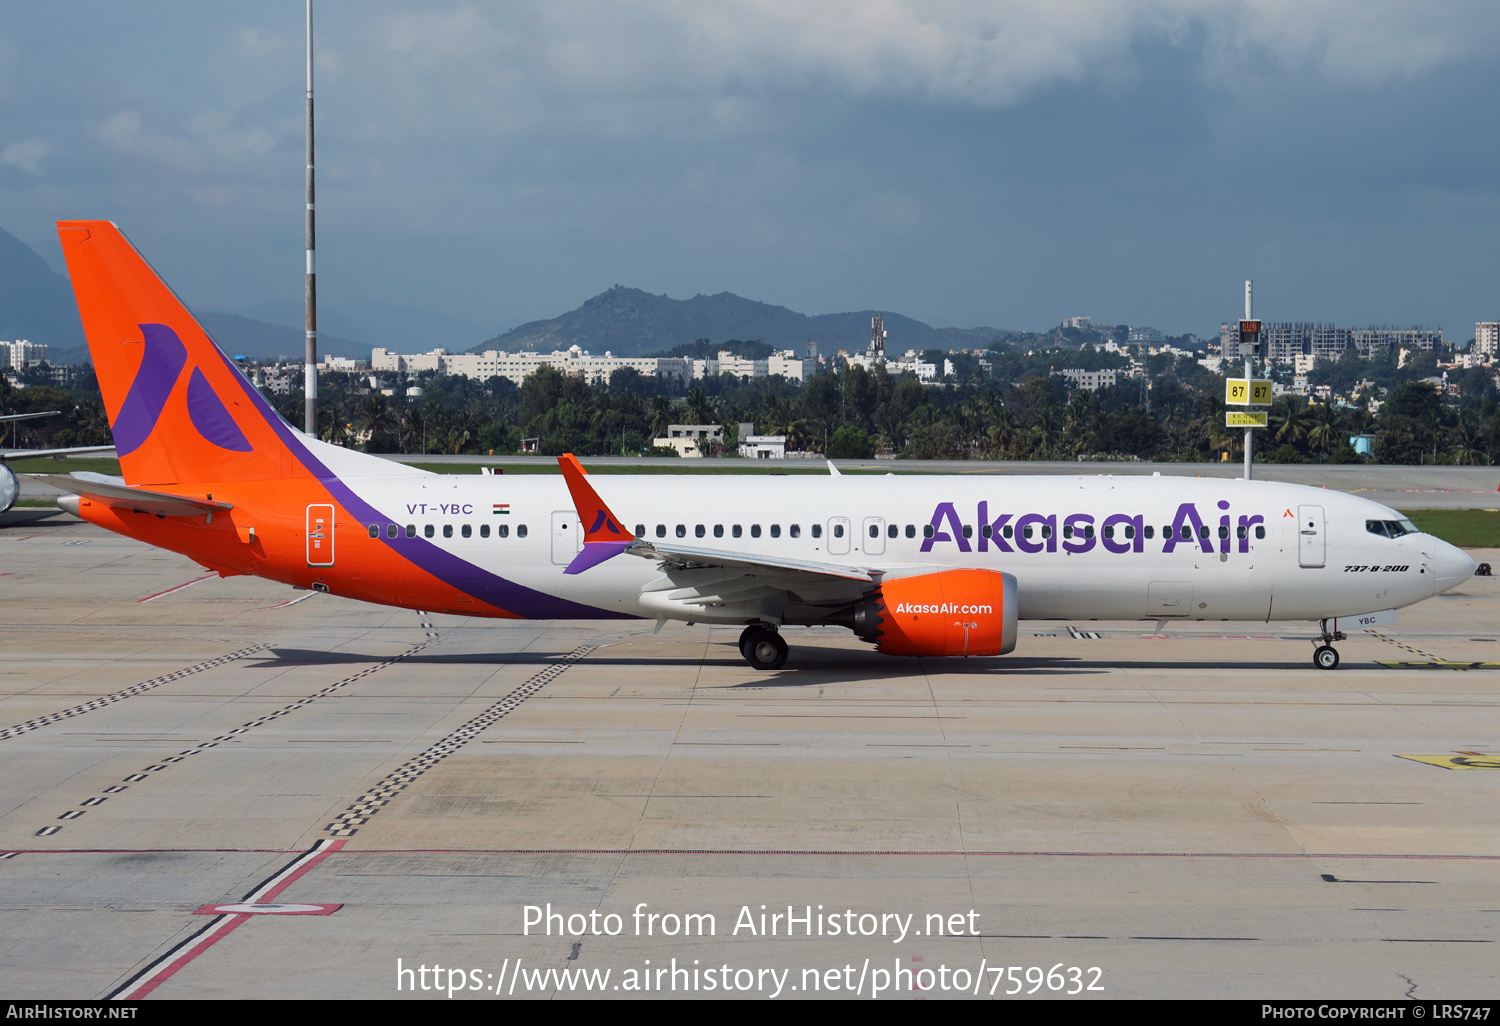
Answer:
top-left (306, 504), bottom-right (334, 566)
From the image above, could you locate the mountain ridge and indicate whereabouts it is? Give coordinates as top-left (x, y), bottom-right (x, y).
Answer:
top-left (474, 285), bottom-right (1014, 356)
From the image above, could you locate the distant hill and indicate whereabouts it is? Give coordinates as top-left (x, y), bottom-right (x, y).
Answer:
top-left (195, 312), bottom-right (366, 363)
top-left (472, 286), bottom-right (1014, 356)
top-left (0, 226), bottom-right (86, 349)
top-left (0, 225), bottom-right (366, 365)
top-left (229, 299), bottom-right (490, 353)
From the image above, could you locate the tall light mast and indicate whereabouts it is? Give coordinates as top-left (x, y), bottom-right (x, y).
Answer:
top-left (303, 0), bottom-right (318, 435)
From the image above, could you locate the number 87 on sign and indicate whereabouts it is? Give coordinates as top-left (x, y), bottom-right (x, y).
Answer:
top-left (1226, 378), bottom-right (1272, 405)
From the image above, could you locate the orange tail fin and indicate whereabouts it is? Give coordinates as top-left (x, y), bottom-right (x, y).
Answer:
top-left (57, 220), bottom-right (299, 488)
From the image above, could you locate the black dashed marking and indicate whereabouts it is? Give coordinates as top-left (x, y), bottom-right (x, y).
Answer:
top-left (0, 644), bottom-right (270, 741)
top-left (325, 645), bottom-right (596, 837)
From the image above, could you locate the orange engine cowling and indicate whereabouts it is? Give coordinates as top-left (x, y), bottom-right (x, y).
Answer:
top-left (845, 568), bottom-right (1019, 657)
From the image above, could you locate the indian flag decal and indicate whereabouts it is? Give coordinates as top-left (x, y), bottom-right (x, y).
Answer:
top-left (493, 503), bottom-right (510, 515)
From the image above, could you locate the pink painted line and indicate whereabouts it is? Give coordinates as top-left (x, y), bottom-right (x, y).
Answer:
top-left (115, 913), bottom-right (251, 999)
top-left (138, 575), bottom-right (215, 603)
top-left (108, 839), bottom-right (345, 1000)
top-left (251, 592), bottom-right (318, 612)
top-left (250, 838), bottom-right (346, 902)
top-left (2, 535), bottom-right (40, 542)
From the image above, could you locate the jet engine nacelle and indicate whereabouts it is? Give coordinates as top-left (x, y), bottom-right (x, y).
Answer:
top-left (844, 568), bottom-right (1018, 657)
top-left (0, 464), bottom-right (18, 515)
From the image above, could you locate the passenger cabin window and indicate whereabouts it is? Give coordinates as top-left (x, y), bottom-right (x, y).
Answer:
top-left (811, 524), bottom-right (821, 539)
top-left (905, 525), bottom-right (915, 538)
top-left (1144, 526), bottom-right (1154, 539)
top-left (751, 524), bottom-right (762, 538)
top-left (461, 524), bottom-right (472, 538)
top-left (635, 524), bottom-right (645, 537)
top-left (517, 524), bottom-right (527, 538)
top-left (480, 524), bottom-right (490, 538)
top-left (695, 524), bottom-right (705, 538)
top-left (962, 525), bottom-right (972, 539)
top-left (497, 524), bottom-right (509, 538)
top-left (425, 525), bottom-right (436, 538)
top-left (790, 524), bottom-right (800, 538)
top-left (443, 524), bottom-right (453, 538)
top-left (676, 524), bottom-right (686, 538)
top-left (1125, 525), bottom-right (1135, 539)
top-left (770, 524), bottom-right (781, 538)
top-left (835, 524), bottom-right (846, 539)
top-left (406, 524), bottom-right (416, 538)
top-left (888, 524), bottom-right (897, 538)
top-left (714, 525), bottom-right (724, 538)
top-left (656, 524), bottom-right (666, 538)
top-left (923, 525), bottom-right (934, 539)
top-left (1255, 526), bottom-right (1265, 539)
top-left (733, 525), bottom-right (743, 538)
top-left (1102, 525), bottom-right (1113, 540)
top-left (1003, 525), bottom-right (1013, 538)
top-left (869, 524), bottom-right (879, 538)
top-left (368, 524), bottom-right (379, 538)
top-left (388, 524), bottom-right (399, 539)
top-left (1218, 526), bottom-right (1228, 539)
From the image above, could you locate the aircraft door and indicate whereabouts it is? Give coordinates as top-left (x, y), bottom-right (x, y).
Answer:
top-left (1297, 505), bottom-right (1326, 568)
top-left (827, 517), bottom-right (851, 555)
top-left (551, 510), bottom-right (582, 565)
top-left (306, 504), bottom-right (334, 566)
top-left (863, 516), bottom-right (886, 555)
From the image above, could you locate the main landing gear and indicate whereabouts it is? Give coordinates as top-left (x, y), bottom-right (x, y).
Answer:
top-left (739, 624), bottom-right (788, 670)
top-left (1313, 618), bottom-right (1346, 670)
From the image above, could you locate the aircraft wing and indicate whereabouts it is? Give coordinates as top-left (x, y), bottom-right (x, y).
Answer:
top-left (2, 445), bottom-right (118, 460)
top-left (30, 472), bottom-right (233, 517)
top-left (624, 538), bottom-right (882, 582)
top-left (0, 411), bottom-right (116, 460)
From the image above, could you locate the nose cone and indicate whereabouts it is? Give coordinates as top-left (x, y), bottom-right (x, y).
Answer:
top-left (1429, 537), bottom-right (1477, 595)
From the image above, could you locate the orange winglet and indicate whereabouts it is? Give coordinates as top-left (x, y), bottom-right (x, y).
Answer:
top-left (558, 454), bottom-right (634, 574)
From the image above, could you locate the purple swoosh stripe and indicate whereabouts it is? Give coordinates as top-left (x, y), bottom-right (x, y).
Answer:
top-left (187, 368), bottom-right (253, 452)
top-left (205, 343), bottom-right (627, 619)
top-left (111, 323), bottom-right (187, 456)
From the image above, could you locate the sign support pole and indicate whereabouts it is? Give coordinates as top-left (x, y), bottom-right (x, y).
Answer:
top-left (1243, 280), bottom-right (1253, 481)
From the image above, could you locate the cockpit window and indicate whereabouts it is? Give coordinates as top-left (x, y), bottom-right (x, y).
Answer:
top-left (1367, 519), bottom-right (1418, 539)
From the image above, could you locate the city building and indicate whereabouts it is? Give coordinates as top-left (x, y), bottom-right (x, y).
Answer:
top-left (1476, 322), bottom-right (1500, 359)
top-left (1051, 368), bottom-right (1120, 391)
top-left (739, 434), bottom-right (788, 459)
top-left (5, 340), bottom-right (50, 369)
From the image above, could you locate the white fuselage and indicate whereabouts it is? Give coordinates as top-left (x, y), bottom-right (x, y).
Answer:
top-left (338, 469), bottom-right (1475, 624)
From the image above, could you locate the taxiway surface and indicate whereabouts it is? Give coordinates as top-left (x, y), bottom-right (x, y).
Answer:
top-left (1, 511), bottom-right (1496, 999)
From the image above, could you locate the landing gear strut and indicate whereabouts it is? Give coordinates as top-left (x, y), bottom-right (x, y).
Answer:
top-left (1313, 619), bottom-right (1345, 670)
top-left (739, 624), bottom-right (788, 670)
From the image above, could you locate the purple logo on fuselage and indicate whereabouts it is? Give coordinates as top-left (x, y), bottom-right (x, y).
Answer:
top-left (921, 500), bottom-right (1265, 555)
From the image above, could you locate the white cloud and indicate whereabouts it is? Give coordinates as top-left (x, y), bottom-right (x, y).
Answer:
top-left (99, 110), bottom-right (206, 172)
top-left (1, 138), bottom-right (51, 174)
top-left (374, 1), bottom-right (1500, 105)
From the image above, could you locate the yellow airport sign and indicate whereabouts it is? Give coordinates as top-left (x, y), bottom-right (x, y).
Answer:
top-left (1226, 378), bottom-right (1273, 405)
top-left (1226, 411), bottom-right (1268, 427)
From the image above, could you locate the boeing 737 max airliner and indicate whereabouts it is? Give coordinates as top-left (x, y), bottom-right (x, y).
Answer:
top-left (39, 221), bottom-right (1475, 670)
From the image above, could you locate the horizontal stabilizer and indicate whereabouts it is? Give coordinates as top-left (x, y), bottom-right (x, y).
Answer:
top-left (32, 472), bottom-right (233, 517)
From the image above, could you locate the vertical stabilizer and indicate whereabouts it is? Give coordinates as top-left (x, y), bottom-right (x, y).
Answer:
top-left (59, 221), bottom-right (302, 487)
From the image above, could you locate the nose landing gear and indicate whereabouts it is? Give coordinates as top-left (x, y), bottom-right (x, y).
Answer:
top-left (739, 624), bottom-right (788, 670)
top-left (1312, 618), bottom-right (1346, 670)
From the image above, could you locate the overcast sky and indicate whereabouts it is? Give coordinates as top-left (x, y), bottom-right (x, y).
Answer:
top-left (2, 1), bottom-right (1498, 341)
